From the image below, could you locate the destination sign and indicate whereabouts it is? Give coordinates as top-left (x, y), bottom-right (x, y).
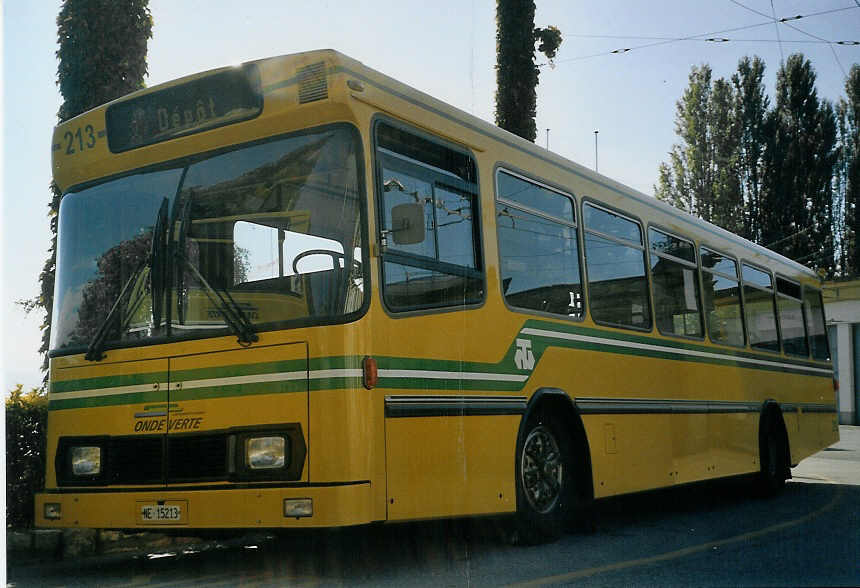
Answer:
top-left (105, 64), bottom-right (263, 153)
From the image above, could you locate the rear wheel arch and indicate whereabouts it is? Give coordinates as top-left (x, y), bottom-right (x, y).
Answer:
top-left (757, 400), bottom-right (791, 494)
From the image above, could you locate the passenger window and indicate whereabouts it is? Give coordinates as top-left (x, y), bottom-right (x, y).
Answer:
top-left (803, 287), bottom-right (830, 361)
top-left (742, 264), bottom-right (779, 352)
top-left (700, 247), bottom-right (744, 347)
top-left (375, 123), bottom-right (483, 311)
top-left (648, 228), bottom-right (702, 338)
top-left (496, 171), bottom-right (583, 318)
top-left (776, 277), bottom-right (808, 357)
top-left (583, 203), bottom-right (651, 329)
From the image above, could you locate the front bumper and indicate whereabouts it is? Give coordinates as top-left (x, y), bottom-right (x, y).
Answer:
top-left (35, 482), bottom-right (374, 529)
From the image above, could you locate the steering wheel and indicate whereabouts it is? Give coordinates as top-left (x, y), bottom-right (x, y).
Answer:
top-left (292, 249), bottom-right (346, 275)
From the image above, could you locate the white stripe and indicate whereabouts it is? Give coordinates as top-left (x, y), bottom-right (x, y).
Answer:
top-left (50, 382), bottom-right (170, 401)
top-left (176, 371), bottom-right (306, 390)
top-left (51, 369), bottom-right (365, 400)
top-left (379, 369), bottom-right (528, 382)
top-left (520, 327), bottom-right (833, 376)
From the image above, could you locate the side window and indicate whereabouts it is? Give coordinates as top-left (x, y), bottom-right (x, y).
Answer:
top-left (583, 203), bottom-right (651, 330)
top-left (700, 247), bottom-right (745, 347)
top-left (375, 122), bottom-right (483, 311)
top-left (742, 264), bottom-right (779, 352)
top-left (803, 287), bottom-right (830, 361)
top-left (776, 277), bottom-right (809, 357)
top-left (496, 171), bottom-right (583, 318)
top-left (648, 228), bottom-right (702, 338)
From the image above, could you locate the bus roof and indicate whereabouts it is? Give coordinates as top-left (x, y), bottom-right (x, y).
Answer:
top-left (52, 49), bottom-right (820, 282)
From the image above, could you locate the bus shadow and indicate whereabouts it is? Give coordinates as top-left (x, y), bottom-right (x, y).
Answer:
top-left (9, 479), bottom-right (853, 587)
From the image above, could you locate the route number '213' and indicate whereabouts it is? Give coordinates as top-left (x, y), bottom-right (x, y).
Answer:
top-left (64, 125), bottom-right (96, 155)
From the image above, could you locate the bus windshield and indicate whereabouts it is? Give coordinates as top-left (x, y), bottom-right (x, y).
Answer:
top-left (51, 125), bottom-right (366, 353)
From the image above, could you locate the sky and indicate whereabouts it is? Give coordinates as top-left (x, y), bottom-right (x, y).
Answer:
top-left (3, 0), bottom-right (859, 393)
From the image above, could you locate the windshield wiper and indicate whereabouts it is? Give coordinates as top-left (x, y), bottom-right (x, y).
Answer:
top-left (175, 252), bottom-right (259, 345)
top-left (86, 198), bottom-right (169, 362)
top-left (172, 190), bottom-right (258, 346)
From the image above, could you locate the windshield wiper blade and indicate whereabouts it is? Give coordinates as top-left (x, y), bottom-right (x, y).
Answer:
top-left (85, 198), bottom-right (169, 362)
top-left (85, 261), bottom-right (149, 361)
top-left (176, 252), bottom-right (259, 345)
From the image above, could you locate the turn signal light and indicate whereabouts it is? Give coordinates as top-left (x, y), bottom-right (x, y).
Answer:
top-left (363, 356), bottom-right (378, 390)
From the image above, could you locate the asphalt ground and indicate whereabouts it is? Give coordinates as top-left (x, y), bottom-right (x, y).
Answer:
top-left (7, 426), bottom-right (859, 587)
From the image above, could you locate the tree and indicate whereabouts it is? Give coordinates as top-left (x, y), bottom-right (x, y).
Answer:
top-left (731, 56), bottom-right (769, 242)
top-left (761, 54), bottom-right (837, 275)
top-left (655, 65), bottom-right (742, 233)
top-left (29, 0), bottom-right (153, 381)
top-left (835, 65), bottom-right (860, 278)
top-left (494, 0), bottom-right (561, 142)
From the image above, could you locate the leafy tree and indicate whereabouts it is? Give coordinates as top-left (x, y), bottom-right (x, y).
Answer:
top-left (731, 56), bottom-right (769, 242)
top-left (835, 65), bottom-right (860, 278)
top-left (495, 0), bottom-right (562, 142)
top-left (6, 385), bottom-right (48, 528)
top-left (655, 65), bottom-right (742, 233)
top-left (761, 54), bottom-right (837, 275)
top-left (28, 0), bottom-right (153, 381)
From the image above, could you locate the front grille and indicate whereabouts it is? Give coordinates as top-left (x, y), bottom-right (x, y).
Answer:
top-left (56, 424), bottom-right (305, 486)
top-left (167, 433), bottom-right (228, 482)
top-left (109, 436), bottom-right (163, 484)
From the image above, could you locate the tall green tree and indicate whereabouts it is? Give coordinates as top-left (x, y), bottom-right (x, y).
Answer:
top-left (494, 0), bottom-right (561, 142)
top-left (655, 65), bottom-right (742, 233)
top-left (30, 0), bottom-right (153, 380)
top-left (761, 54), bottom-right (837, 275)
top-left (835, 65), bottom-right (860, 277)
top-left (731, 56), bottom-right (769, 242)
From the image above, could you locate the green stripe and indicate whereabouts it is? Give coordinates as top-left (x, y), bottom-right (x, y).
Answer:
top-left (49, 390), bottom-right (163, 411)
top-left (170, 380), bottom-right (306, 402)
top-left (51, 371), bottom-right (167, 394)
top-left (171, 357), bottom-right (307, 383)
top-left (48, 320), bottom-right (832, 411)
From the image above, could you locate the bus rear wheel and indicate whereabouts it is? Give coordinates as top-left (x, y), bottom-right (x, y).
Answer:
top-left (757, 419), bottom-right (788, 496)
top-left (513, 410), bottom-right (572, 544)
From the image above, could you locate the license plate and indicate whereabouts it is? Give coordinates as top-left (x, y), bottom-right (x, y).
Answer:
top-left (137, 500), bottom-right (186, 524)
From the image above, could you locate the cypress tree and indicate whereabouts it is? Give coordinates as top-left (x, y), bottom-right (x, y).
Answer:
top-left (836, 65), bottom-right (860, 277)
top-left (31, 0), bottom-right (153, 380)
top-left (494, 0), bottom-right (561, 142)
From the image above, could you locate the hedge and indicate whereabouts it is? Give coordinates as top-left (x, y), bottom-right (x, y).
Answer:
top-left (6, 385), bottom-right (47, 529)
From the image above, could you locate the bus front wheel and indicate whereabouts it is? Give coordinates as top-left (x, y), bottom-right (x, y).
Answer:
top-left (513, 410), bottom-right (572, 544)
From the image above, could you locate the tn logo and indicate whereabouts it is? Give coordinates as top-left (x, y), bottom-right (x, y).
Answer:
top-left (514, 338), bottom-right (535, 371)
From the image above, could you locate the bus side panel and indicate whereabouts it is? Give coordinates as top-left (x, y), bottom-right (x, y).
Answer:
top-left (385, 414), bottom-right (518, 521)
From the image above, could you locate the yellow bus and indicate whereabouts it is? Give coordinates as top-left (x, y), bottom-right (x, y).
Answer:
top-left (36, 50), bottom-right (838, 543)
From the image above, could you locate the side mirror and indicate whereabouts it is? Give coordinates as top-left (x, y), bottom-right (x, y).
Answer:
top-left (390, 203), bottom-right (425, 245)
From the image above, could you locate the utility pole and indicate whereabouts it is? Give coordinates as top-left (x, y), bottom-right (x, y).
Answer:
top-left (546, 128), bottom-right (550, 150)
top-left (594, 130), bottom-right (599, 172)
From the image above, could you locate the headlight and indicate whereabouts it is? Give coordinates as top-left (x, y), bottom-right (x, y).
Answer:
top-left (246, 436), bottom-right (287, 469)
top-left (71, 446), bottom-right (102, 476)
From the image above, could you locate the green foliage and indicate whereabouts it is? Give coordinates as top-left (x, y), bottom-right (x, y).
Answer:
top-left (658, 54), bottom-right (847, 278)
top-left (762, 55), bottom-right (837, 275)
top-left (6, 385), bottom-right (48, 529)
top-left (655, 65), bottom-right (743, 235)
top-left (494, 0), bottom-right (562, 142)
top-left (56, 0), bottom-right (153, 121)
top-left (836, 65), bottom-right (860, 278)
top-left (29, 0), bottom-right (153, 381)
top-left (731, 57), bottom-right (769, 242)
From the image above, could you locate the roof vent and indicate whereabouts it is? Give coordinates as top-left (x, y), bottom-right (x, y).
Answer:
top-left (297, 62), bottom-right (328, 104)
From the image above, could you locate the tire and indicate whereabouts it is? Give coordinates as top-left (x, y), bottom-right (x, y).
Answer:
top-left (757, 419), bottom-right (787, 497)
top-left (513, 410), bottom-right (573, 544)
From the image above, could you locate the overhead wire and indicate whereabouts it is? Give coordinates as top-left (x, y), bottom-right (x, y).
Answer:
top-left (729, 0), bottom-right (848, 77)
top-left (769, 0), bottom-right (785, 63)
top-left (548, 5), bottom-right (859, 66)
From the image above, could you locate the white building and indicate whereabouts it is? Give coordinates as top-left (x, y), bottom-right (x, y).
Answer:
top-left (824, 279), bottom-right (860, 425)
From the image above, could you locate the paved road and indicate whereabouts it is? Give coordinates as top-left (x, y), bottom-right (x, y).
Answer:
top-left (8, 427), bottom-right (860, 587)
